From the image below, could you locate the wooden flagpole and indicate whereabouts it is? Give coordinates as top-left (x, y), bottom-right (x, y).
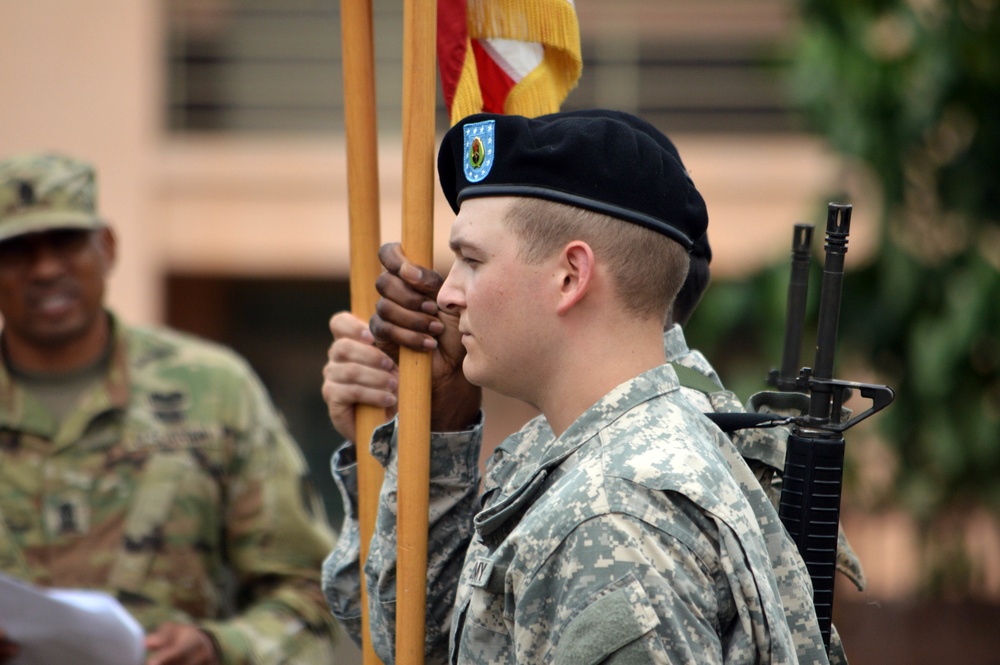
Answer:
top-left (396, 0), bottom-right (437, 660)
top-left (340, 0), bottom-right (385, 662)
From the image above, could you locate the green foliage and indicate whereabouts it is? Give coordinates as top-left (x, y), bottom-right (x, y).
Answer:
top-left (840, 244), bottom-right (1000, 520)
top-left (790, 0), bottom-right (1000, 522)
top-left (691, 0), bottom-right (1000, 594)
top-left (790, 0), bottom-right (1000, 223)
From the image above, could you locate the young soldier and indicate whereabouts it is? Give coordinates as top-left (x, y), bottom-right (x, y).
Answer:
top-left (324, 110), bottom-right (830, 664)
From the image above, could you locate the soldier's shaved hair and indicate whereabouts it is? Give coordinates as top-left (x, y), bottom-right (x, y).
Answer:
top-left (503, 196), bottom-right (689, 323)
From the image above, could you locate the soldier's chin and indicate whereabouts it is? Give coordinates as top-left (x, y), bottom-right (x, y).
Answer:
top-left (461, 357), bottom-right (490, 389)
top-left (30, 317), bottom-right (91, 348)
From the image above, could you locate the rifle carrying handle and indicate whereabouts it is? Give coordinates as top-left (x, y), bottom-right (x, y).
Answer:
top-left (778, 430), bottom-right (845, 652)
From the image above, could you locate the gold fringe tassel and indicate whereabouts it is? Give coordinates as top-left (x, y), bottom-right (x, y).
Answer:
top-left (449, 0), bottom-right (582, 126)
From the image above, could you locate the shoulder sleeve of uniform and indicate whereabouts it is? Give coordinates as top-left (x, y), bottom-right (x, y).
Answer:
top-left (518, 510), bottom-right (726, 665)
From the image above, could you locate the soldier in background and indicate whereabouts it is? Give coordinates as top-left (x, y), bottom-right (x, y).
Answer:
top-left (0, 154), bottom-right (340, 665)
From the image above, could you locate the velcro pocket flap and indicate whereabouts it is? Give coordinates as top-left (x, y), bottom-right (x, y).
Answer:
top-left (553, 575), bottom-right (660, 665)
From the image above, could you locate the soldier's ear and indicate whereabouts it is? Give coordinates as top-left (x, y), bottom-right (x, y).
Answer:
top-left (556, 241), bottom-right (594, 316)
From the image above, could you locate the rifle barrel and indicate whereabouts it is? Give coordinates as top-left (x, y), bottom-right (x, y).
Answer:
top-left (808, 203), bottom-right (851, 422)
top-left (778, 223), bottom-right (815, 387)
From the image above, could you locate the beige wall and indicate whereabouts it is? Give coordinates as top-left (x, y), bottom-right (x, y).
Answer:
top-left (0, 1), bottom-right (163, 323)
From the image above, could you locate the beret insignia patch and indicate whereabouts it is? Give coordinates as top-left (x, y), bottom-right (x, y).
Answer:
top-left (463, 120), bottom-right (495, 183)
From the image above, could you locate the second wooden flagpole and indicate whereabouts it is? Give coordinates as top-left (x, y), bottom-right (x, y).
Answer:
top-left (396, 0), bottom-right (437, 660)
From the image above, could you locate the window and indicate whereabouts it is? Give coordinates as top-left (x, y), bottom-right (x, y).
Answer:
top-left (165, 0), bottom-right (799, 135)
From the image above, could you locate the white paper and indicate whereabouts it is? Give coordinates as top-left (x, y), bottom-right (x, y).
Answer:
top-left (0, 574), bottom-right (145, 665)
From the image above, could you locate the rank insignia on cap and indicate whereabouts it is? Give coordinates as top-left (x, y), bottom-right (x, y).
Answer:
top-left (463, 120), bottom-right (495, 183)
top-left (17, 181), bottom-right (35, 206)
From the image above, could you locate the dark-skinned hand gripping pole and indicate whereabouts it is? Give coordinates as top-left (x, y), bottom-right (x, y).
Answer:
top-left (776, 203), bottom-right (894, 654)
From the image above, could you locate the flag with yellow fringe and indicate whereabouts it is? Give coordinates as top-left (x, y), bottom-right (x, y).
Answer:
top-left (437, 0), bottom-right (582, 126)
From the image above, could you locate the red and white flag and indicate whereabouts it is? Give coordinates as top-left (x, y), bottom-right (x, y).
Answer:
top-left (437, 0), bottom-right (583, 126)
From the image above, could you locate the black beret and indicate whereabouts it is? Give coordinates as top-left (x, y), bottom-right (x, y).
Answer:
top-left (692, 231), bottom-right (712, 263)
top-left (437, 109), bottom-right (709, 250)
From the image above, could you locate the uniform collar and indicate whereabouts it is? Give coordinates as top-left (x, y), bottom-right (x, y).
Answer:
top-left (0, 310), bottom-right (130, 441)
top-left (661, 323), bottom-right (690, 361)
top-left (476, 364), bottom-right (681, 538)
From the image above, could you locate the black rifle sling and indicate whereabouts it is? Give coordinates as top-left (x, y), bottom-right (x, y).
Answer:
top-left (670, 362), bottom-right (787, 433)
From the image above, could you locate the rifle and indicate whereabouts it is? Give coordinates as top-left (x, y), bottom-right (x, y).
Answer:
top-left (766, 203), bottom-right (895, 653)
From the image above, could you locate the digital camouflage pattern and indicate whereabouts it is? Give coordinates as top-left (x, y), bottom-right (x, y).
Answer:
top-left (325, 362), bottom-right (811, 664)
top-left (665, 323), bottom-right (866, 665)
top-left (0, 313), bottom-right (340, 664)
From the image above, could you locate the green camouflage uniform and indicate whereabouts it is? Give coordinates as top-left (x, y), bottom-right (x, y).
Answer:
top-left (0, 313), bottom-right (340, 664)
top-left (325, 363), bottom-right (808, 664)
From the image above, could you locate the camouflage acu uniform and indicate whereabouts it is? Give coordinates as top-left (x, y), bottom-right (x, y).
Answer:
top-left (325, 363), bottom-right (808, 664)
top-left (0, 313), bottom-right (339, 664)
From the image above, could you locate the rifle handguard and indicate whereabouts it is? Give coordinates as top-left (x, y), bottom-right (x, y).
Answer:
top-left (778, 429), bottom-right (845, 651)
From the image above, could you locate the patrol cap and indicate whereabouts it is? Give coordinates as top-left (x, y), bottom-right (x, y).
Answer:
top-left (0, 153), bottom-right (104, 244)
top-left (437, 109), bottom-right (709, 250)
